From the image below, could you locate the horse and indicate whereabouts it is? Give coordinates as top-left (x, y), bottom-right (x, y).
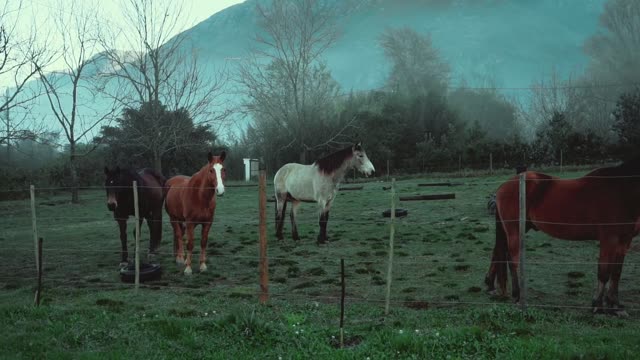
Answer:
top-left (484, 157), bottom-right (640, 316)
top-left (274, 142), bottom-right (375, 244)
top-left (103, 167), bottom-right (166, 266)
top-left (164, 151), bottom-right (226, 275)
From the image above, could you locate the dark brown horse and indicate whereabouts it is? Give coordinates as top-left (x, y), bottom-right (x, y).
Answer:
top-left (485, 158), bottom-right (640, 315)
top-left (164, 151), bottom-right (226, 275)
top-left (104, 167), bottom-right (166, 266)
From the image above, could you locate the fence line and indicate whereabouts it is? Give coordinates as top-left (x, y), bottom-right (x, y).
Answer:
top-left (1, 246), bottom-right (635, 267)
top-left (12, 214), bottom-right (640, 227)
top-left (1, 273), bottom-right (635, 314)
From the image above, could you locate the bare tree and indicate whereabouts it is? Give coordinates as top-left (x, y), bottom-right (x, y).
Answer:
top-left (584, 0), bottom-right (640, 89)
top-left (36, 0), bottom-right (119, 203)
top-left (97, 0), bottom-right (229, 173)
top-left (379, 27), bottom-right (450, 96)
top-left (0, 1), bottom-right (54, 154)
top-left (238, 0), bottom-right (354, 163)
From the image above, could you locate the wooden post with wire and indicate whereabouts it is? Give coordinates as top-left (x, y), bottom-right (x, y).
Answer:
top-left (258, 162), bottom-right (269, 304)
top-left (133, 181), bottom-right (141, 290)
top-left (384, 178), bottom-right (396, 316)
top-left (340, 258), bottom-right (345, 348)
top-left (560, 150), bottom-right (563, 173)
top-left (30, 185), bottom-right (38, 274)
top-left (518, 172), bottom-right (527, 312)
top-left (34, 237), bottom-right (43, 306)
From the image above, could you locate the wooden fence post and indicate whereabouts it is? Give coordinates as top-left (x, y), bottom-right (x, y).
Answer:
top-left (340, 258), bottom-right (345, 348)
top-left (384, 178), bottom-right (396, 316)
top-left (258, 165), bottom-right (269, 304)
top-left (34, 237), bottom-right (43, 306)
top-left (30, 185), bottom-right (39, 273)
top-left (518, 172), bottom-right (527, 312)
top-left (133, 181), bottom-right (141, 290)
top-left (560, 150), bottom-right (564, 173)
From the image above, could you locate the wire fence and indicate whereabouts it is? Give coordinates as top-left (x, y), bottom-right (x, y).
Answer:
top-left (1, 170), bottom-right (639, 322)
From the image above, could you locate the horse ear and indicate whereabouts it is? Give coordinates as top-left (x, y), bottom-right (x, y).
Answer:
top-left (207, 151), bottom-right (213, 162)
top-left (219, 150), bottom-right (226, 162)
top-left (354, 142), bottom-right (362, 151)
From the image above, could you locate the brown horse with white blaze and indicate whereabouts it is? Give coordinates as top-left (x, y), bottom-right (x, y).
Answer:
top-left (164, 151), bottom-right (226, 275)
top-left (485, 157), bottom-right (640, 316)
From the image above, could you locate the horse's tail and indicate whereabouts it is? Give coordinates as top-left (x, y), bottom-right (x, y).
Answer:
top-left (145, 168), bottom-right (168, 198)
top-left (494, 208), bottom-right (509, 295)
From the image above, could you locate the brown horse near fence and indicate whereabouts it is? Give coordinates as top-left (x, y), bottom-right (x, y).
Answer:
top-left (164, 151), bottom-right (226, 275)
top-left (485, 157), bottom-right (640, 316)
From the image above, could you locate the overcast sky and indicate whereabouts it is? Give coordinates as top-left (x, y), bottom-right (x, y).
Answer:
top-left (1, 0), bottom-right (245, 89)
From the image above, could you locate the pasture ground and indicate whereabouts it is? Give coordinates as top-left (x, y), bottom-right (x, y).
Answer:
top-left (1, 169), bottom-right (640, 359)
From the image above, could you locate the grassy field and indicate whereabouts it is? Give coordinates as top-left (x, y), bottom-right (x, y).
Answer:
top-left (1, 169), bottom-right (640, 359)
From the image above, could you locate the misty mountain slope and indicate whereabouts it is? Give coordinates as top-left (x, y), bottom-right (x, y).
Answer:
top-left (179, 0), bottom-right (604, 92)
top-left (22, 0), bottom-right (606, 138)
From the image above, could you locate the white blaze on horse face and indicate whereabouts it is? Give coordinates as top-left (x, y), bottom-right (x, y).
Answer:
top-left (354, 151), bottom-right (375, 176)
top-left (213, 163), bottom-right (225, 195)
top-left (106, 187), bottom-right (118, 209)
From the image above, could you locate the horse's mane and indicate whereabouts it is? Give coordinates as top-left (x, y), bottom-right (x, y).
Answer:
top-left (314, 146), bottom-right (354, 175)
top-left (586, 157), bottom-right (640, 177)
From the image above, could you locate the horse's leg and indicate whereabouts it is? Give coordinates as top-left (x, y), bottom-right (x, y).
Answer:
top-left (290, 200), bottom-right (301, 241)
top-left (484, 247), bottom-right (498, 293)
top-left (199, 221), bottom-right (212, 272)
top-left (117, 219), bottom-right (128, 266)
top-left (275, 193), bottom-right (288, 240)
top-left (317, 200), bottom-right (332, 245)
top-left (147, 210), bottom-right (162, 259)
top-left (504, 227), bottom-right (521, 303)
top-left (592, 239), bottom-right (614, 314)
top-left (171, 220), bottom-right (185, 266)
top-left (183, 222), bottom-right (196, 275)
top-left (605, 236), bottom-right (632, 317)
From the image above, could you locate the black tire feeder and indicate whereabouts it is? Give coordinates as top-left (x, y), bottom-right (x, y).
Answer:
top-left (382, 208), bottom-right (408, 218)
top-left (119, 262), bottom-right (162, 283)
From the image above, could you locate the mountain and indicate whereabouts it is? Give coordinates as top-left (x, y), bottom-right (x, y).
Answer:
top-left (179, 0), bottom-right (605, 90)
top-left (18, 0), bottom-right (608, 140)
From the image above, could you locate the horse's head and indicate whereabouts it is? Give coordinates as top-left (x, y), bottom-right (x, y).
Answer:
top-left (206, 150), bottom-right (226, 196)
top-left (352, 142), bottom-right (375, 176)
top-left (104, 166), bottom-right (127, 211)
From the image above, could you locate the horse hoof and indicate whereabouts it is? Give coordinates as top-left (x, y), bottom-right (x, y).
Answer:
top-left (176, 258), bottom-right (185, 266)
top-left (184, 266), bottom-right (193, 275)
top-left (119, 261), bottom-right (128, 268)
top-left (199, 263), bottom-right (207, 272)
top-left (614, 309), bottom-right (629, 318)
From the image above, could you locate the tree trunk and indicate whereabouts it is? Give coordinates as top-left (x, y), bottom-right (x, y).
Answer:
top-left (153, 150), bottom-right (162, 174)
top-left (299, 149), bottom-right (307, 164)
top-left (69, 142), bottom-right (79, 204)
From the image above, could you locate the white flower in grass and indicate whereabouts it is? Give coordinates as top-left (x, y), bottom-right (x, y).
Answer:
top-left (295, 330), bottom-right (299, 335)
top-left (435, 331), bottom-right (439, 337)
top-left (414, 329), bottom-right (420, 334)
top-left (398, 329), bottom-right (404, 334)
top-left (204, 312), bottom-right (208, 316)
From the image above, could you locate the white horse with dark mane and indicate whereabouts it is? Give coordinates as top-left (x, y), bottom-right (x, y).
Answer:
top-left (273, 142), bottom-right (375, 244)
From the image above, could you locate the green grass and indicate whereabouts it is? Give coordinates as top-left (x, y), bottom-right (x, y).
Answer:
top-left (1, 170), bottom-right (640, 359)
